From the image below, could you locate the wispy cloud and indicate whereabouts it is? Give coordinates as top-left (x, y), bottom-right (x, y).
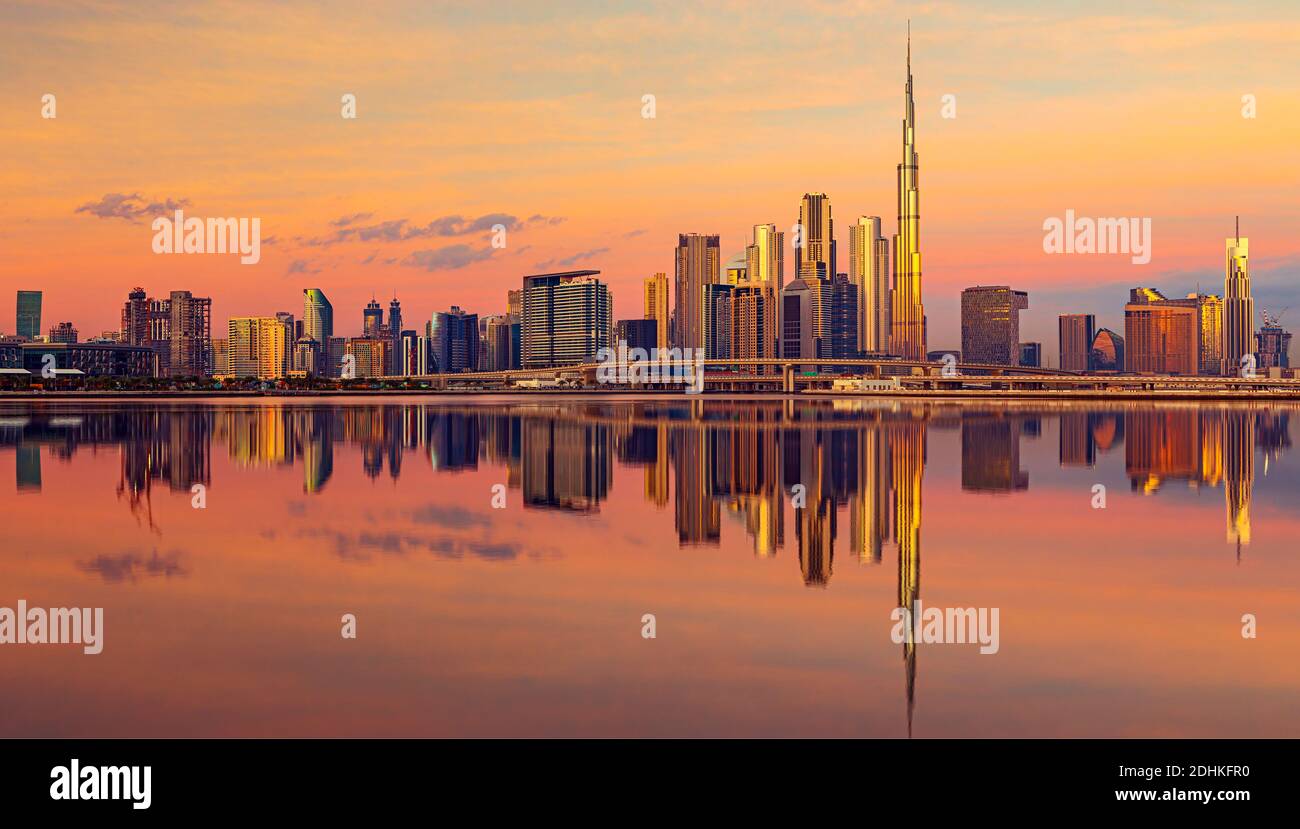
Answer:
top-left (401, 244), bottom-right (495, 271)
top-left (75, 193), bottom-right (191, 224)
top-left (533, 247), bottom-right (609, 270)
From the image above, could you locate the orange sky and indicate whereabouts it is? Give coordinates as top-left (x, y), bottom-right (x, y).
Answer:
top-left (3, 0), bottom-right (1300, 359)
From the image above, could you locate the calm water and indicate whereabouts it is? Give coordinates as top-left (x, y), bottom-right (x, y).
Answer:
top-left (1, 396), bottom-right (1297, 737)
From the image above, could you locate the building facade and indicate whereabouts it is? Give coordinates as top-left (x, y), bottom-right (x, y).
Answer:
top-left (1125, 288), bottom-right (1198, 375)
top-left (1058, 313), bottom-right (1095, 372)
top-left (961, 286), bottom-right (1029, 365)
top-left (643, 272), bottom-right (669, 351)
top-left (521, 271), bottom-right (612, 368)
top-left (16, 291), bottom-right (42, 340)
top-left (849, 216), bottom-right (890, 354)
top-left (672, 234), bottom-right (720, 350)
top-left (1223, 223), bottom-right (1254, 375)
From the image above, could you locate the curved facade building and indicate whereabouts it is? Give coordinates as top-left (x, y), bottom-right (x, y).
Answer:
top-left (1091, 328), bottom-right (1125, 372)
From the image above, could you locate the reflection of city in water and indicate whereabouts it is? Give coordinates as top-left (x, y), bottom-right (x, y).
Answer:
top-left (0, 399), bottom-right (1294, 735)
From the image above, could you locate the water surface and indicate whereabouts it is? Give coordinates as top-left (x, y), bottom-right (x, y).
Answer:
top-left (1, 396), bottom-right (1296, 737)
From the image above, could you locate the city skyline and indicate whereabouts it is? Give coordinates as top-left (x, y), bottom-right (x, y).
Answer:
top-left (5, 2), bottom-right (1300, 364)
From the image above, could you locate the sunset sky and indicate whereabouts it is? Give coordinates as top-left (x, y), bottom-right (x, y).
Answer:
top-left (3, 0), bottom-right (1299, 361)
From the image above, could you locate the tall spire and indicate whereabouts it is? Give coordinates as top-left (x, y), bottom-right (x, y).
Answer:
top-left (890, 22), bottom-right (925, 360)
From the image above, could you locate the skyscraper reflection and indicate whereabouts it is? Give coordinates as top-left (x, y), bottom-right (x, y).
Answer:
top-left (1, 398), bottom-right (1294, 737)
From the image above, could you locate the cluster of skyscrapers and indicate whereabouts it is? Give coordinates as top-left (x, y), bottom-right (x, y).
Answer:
top-left (1049, 224), bottom-right (1289, 376)
top-left (656, 36), bottom-right (927, 367)
top-left (3, 35), bottom-right (1292, 381)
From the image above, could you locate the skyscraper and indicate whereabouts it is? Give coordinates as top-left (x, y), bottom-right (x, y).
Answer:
top-left (849, 216), bottom-right (890, 353)
top-left (1257, 315), bottom-right (1292, 370)
top-left (829, 274), bottom-right (860, 359)
top-left (521, 271), bottom-right (612, 368)
top-left (673, 234), bottom-right (720, 350)
top-left (303, 289), bottom-right (333, 344)
top-left (643, 272), bottom-right (669, 350)
top-left (168, 290), bottom-right (212, 377)
top-left (890, 26), bottom-right (926, 360)
top-left (388, 297), bottom-right (403, 375)
top-left (1189, 293), bottom-right (1223, 375)
top-left (1058, 314), bottom-right (1096, 371)
top-left (363, 298), bottom-right (383, 338)
top-left (961, 286), bottom-right (1028, 365)
top-left (796, 194), bottom-right (834, 281)
top-left (121, 287), bottom-right (150, 346)
top-left (16, 291), bottom-right (41, 340)
top-left (781, 279), bottom-right (814, 361)
top-left (745, 223), bottom-right (785, 292)
top-left (428, 306), bottom-right (479, 373)
top-left (702, 283), bottom-right (733, 359)
top-left (1223, 219), bottom-right (1254, 374)
top-left (1125, 288), bottom-right (1198, 375)
top-left (303, 288), bottom-right (334, 374)
top-left (228, 316), bottom-right (289, 379)
top-left (275, 311), bottom-right (296, 375)
top-left (730, 283), bottom-right (776, 363)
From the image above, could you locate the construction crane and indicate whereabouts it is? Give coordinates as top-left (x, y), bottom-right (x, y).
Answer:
top-left (1261, 307), bottom-right (1290, 328)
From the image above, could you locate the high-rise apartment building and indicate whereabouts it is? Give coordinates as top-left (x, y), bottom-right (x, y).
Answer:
top-left (1188, 293), bottom-right (1223, 375)
top-left (228, 316), bottom-right (289, 379)
top-left (168, 290), bottom-right (213, 377)
top-left (730, 283), bottom-right (776, 363)
top-left (521, 271), bottom-right (611, 368)
top-left (643, 272), bottom-right (669, 350)
top-left (961, 286), bottom-right (1028, 365)
top-left (849, 216), bottom-right (890, 353)
top-left (344, 338), bottom-right (389, 378)
top-left (673, 234), bottom-right (719, 350)
top-left (745, 224), bottom-right (785, 293)
top-left (1058, 314), bottom-right (1096, 372)
top-left (702, 283), bottom-right (734, 359)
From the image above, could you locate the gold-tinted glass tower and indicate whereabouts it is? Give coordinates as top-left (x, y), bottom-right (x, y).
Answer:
top-left (850, 216), bottom-right (891, 353)
top-left (1223, 218), bottom-right (1254, 374)
top-left (890, 24), bottom-right (926, 360)
top-left (745, 223), bottom-right (785, 292)
top-left (643, 272), bottom-right (669, 350)
top-left (796, 194), bottom-right (834, 281)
